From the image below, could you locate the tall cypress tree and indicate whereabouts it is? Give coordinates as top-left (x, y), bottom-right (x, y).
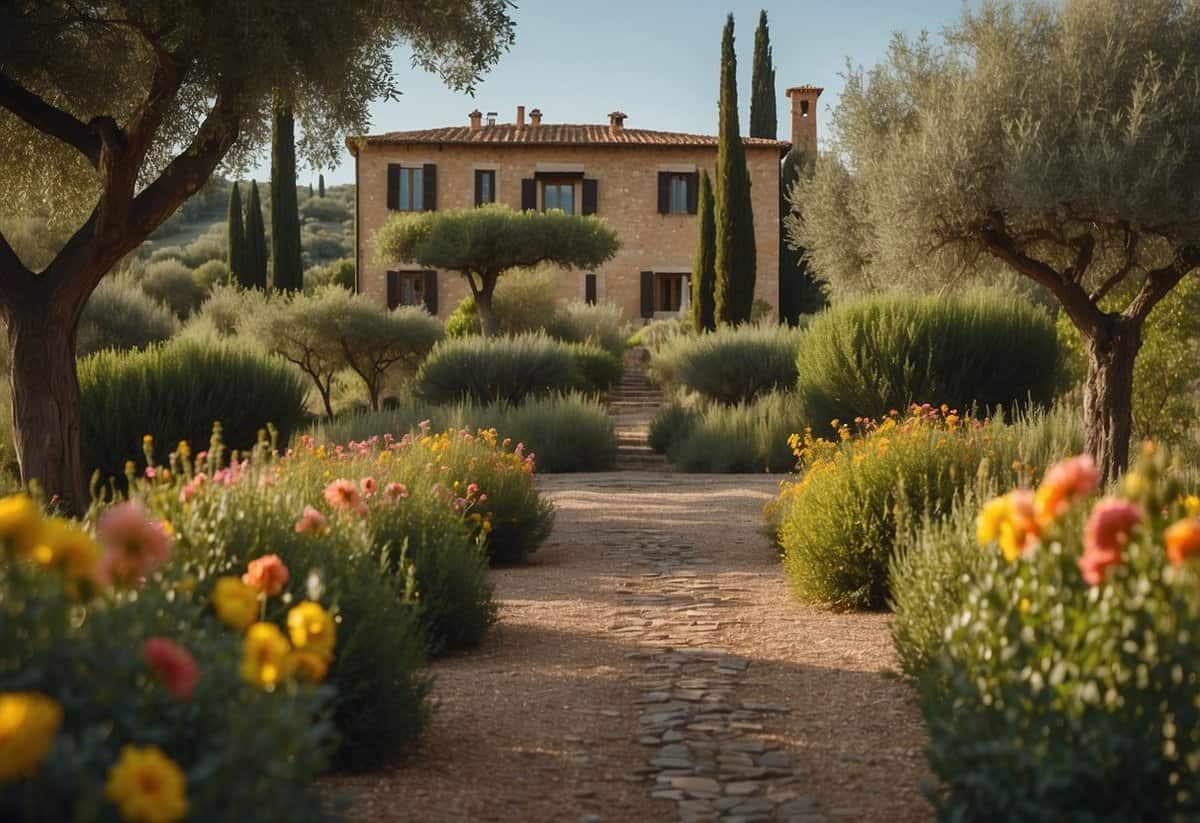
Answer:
top-left (270, 100), bottom-right (303, 292)
top-left (713, 14), bottom-right (757, 326)
top-left (749, 10), bottom-right (776, 140)
top-left (779, 148), bottom-right (828, 323)
top-left (244, 180), bottom-right (268, 289)
top-left (690, 170), bottom-right (717, 332)
top-left (318, 173), bottom-right (325, 198)
top-left (226, 181), bottom-right (247, 286)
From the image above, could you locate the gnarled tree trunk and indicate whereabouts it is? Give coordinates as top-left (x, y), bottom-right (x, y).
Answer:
top-left (7, 293), bottom-right (88, 514)
top-left (1082, 315), bottom-right (1142, 482)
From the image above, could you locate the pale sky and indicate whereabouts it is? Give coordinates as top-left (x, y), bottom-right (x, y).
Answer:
top-left (251, 0), bottom-right (977, 186)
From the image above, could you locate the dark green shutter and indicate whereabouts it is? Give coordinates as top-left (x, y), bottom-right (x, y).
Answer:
top-left (640, 271), bottom-right (654, 318)
top-left (422, 164), bottom-right (437, 211)
top-left (582, 179), bottom-right (598, 215)
top-left (686, 171), bottom-right (699, 214)
top-left (657, 173), bottom-right (671, 213)
top-left (386, 271), bottom-right (400, 309)
top-left (386, 165), bottom-right (401, 210)
top-left (423, 270), bottom-right (438, 315)
top-left (521, 178), bottom-right (536, 210)
top-left (585, 273), bottom-right (597, 305)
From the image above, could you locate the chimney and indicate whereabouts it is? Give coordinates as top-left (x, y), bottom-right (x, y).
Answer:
top-left (785, 85), bottom-right (823, 155)
top-left (608, 111), bottom-right (627, 135)
top-left (517, 105), bottom-right (526, 128)
top-left (529, 108), bottom-right (542, 127)
top-left (468, 109), bottom-right (482, 131)
top-left (486, 111), bottom-right (497, 127)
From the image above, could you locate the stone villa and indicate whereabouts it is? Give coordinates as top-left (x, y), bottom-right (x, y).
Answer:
top-left (346, 86), bottom-right (820, 324)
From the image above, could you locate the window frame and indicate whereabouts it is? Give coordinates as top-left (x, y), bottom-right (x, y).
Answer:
top-left (388, 271), bottom-right (426, 309)
top-left (654, 272), bottom-right (687, 313)
top-left (476, 169), bottom-right (496, 206)
top-left (667, 174), bottom-right (689, 214)
top-left (395, 166), bottom-right (424, 212)
top-left (540, 176), bottom-right (577, 215)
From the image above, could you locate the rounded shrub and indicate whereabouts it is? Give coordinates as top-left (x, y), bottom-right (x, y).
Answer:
top-left (918, 448), bottom-right (1200, 820)
top-left (648, 402), bottom-right (699, 455)
top-left (796, 289), bottom-right (1063, 426)
top-left (79, 340), bottom-right (309, 483)
top-left (417, 333), bottom-right (579, 405)
top-left (568, 343), bottom-right (623, 393)
top-left (651, 325), bottom-right (801, 404)
top-left (546, 300), bottom-right (627, 356)
top-left (193, 258), bottom-right (229, 290)
top-left (663, 392), bottom-right (806, 473)
top-left (140, 258), bottom-right (208, 318)
top-left (770, 404), bottom-right (1082, 610)
top-left (77, 276), bottom-right (179, 357)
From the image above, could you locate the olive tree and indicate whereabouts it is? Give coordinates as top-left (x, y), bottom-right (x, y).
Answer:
top-left (332, 296), bottom-right (443, 410)
top-left (789, 0), bottom-right (1200, 478)
top-left (249, 288), bottom-right (349, 419)
top-left (375, 204), bottom-right (620, 337)
top-left (0, 1), bottom-right (514, 511)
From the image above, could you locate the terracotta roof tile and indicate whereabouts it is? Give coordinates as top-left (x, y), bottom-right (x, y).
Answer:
top-left (350, 124), bottom-right (790, 151)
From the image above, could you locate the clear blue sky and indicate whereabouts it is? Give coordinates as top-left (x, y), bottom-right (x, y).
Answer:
top-left (258, 0), bottom-right (976, 185)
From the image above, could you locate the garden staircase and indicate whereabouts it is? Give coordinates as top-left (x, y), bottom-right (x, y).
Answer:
top-left (609, 349), bottom-right (672, 472)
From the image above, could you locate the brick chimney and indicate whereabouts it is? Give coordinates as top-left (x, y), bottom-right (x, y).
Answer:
top-left (468, 109), bottom-right (482, 131)
top-left (529, 108), bottom-right (542, 127)
top-left (516, 105), bottom-right (526, 128)
top-left (486, 111), bottom-right (497, 127)
top-left (608, 111), bottom-right (627, 135)
top-left (785, 86), bottom-right (822, 155)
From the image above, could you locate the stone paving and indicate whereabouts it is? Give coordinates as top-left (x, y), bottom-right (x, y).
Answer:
top-left (593, 523), bottom-right (827, 823)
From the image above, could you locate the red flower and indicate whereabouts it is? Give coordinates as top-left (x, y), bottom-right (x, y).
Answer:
top-left (1079, 497), bottom-right (1143, 585)
top-left (143, 637), bottom-right (199, 701)
top-left (242, 554), bottom-right (289, 596)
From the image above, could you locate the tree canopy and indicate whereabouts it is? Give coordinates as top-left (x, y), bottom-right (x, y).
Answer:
top-left (789, 0), bottom-right (1200, 476)
top-left (375, 204), bottom-right (620, 335)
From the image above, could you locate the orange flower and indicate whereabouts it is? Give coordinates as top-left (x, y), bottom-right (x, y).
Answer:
top-left (242, 554), bottom-right (289, 597)
top-left (142, 637), bottom-right (199, 701)
top-left (1165, 518), bottom-right (1200, 566)
top-left (1034, 455), bottom-right (1100, 524)
top-left (323, 479), bottom-right (361, 511)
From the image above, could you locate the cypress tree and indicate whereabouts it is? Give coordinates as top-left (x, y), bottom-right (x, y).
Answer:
top-left (226, 181), bottom-right (247, 286)
top-left (318, 173), bottom-right (325, 197)
top-left (779, 148), bottom-right (828, 324)
top-left (713, 14), bottom-right (757, 326)
top-left (690, 170), bottom-right (717, 332)
top-left (244, 180), bottom-right (268, 289)
top-left (270, 100), bottom-right (303, 292)
top-left (749, 10), bottom-right (776, 140)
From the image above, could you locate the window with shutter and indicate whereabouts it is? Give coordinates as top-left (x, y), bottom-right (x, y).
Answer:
top-left (640, 271), bottom-right (654, 318)
top-left (582, 179), bottom-right (598, 215)
top-left (389, 167), bottom-right (424, 211)
top-left (423, 270), bottom-right (439, 315)
top-left (475, 170), bottom-right (496, 206)
top-left (686, 171), bottom-right (699, 214)
top-left (521, 178), bottom-right (536, 210)
top-left (422, 164), bottom-right (437, 211)
top-left (387, 271), bottom-right (427, 309)
top-left (585, 273), bottom-right (597, 305)
top-left (657, 173), bottom-right (671, 214)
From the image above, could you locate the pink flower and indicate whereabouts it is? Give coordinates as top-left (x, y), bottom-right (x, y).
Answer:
top-left (242, 554), bottom-right (290, 596)
top-left (96, 501), bottom-right (173, 587)
top-left (360, 476), bottom-right (378, 497)
top-left (294, 506), bottom-right (327, 535)
top-left (384, 482), bottom-right (408, 501)
top-left (323, 479), bottom-right (361, 511)
top-left (1080, 497), bottom-right (1143, 585)
top-left (143, 637), bottom-right (199, 701)
top-left (466, 483), bottom-right (480, 497)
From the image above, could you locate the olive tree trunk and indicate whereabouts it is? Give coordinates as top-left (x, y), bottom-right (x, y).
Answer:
top-left (6, 294), bottom-right (88, 514)
top-left (1082, 316), bottom-right (1141, 482)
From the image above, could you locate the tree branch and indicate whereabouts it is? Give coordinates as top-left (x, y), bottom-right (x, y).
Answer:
top-left (1124, 246), bottom-right (1200, 321)
top-left (1090, 228), bottom-right (1139, 303)
top-left (0, 72), bottom-right (101, 168)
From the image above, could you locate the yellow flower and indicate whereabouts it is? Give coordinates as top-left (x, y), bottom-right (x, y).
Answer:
top-left (1185, 495), bottom-right (1200, 518)
top-left (1124, 471), bottom-right (1146, 499)
top-left (1019, 597), bottom-right (1031, 613)
top-left (286, 601), bottom-right (336, 661)
top-left (176, 441), bottom-right (190, 459)
top-left (0, 691), bottom-right (62, 783)
top-left (0, 494), bottom-right (44, 559)
top-left (212, 577), bottom-right (258, 632)
top-left (976, 496), bottom-right (1011, 546)
top-left (105, 744), bottom-right (187, 823)
top-left (240, 622), bottom-right (294, 689)
top-left (977, 490), bottom-right (1039, 562)
top-left (289, 649), bottom-right (330, 683)
top-left (32, 518), bottom-right (99, 587)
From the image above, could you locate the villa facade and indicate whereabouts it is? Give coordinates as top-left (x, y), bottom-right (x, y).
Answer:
top-left (346, 86), bottom-right (820, 324)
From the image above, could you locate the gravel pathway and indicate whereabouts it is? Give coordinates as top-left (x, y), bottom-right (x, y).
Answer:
top-left (329, 473), bottom-right (931, 822)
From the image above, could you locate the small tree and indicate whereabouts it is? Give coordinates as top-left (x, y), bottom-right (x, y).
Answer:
top-left (318, 173), bottom-right (326, 198)
top-left (249, 287), bottom-right (348, 418)
top-left (690, 170), bottom-right (717, 332)
top-left (226, 181), bottom-right (247, 285)
top-left (791, 0), bottom-right (1200, 478)
top-left (270, 102), bottom-right (303, 292)
top-left (375, 204), bottom-right (620, 337)
top-left (334, 297), bottom-right (444, 409)
top-left (714, 14), bottom-right (757, 326)
top-left (244, 181), bottom-right (269, 289)
top-left (748, 10), bottom-right (776, 140)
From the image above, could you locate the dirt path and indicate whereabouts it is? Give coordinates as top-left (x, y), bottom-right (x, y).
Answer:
top-left (331, 473), bottom-right (931, 822)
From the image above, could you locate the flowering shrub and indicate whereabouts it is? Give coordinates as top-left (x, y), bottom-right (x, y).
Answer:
top-left (918, 446), bottom-right (1200, 819)
top-left (770, 403), bottom-right (1081, 609)
top-left (0, 496), bottom-right (336, 822)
